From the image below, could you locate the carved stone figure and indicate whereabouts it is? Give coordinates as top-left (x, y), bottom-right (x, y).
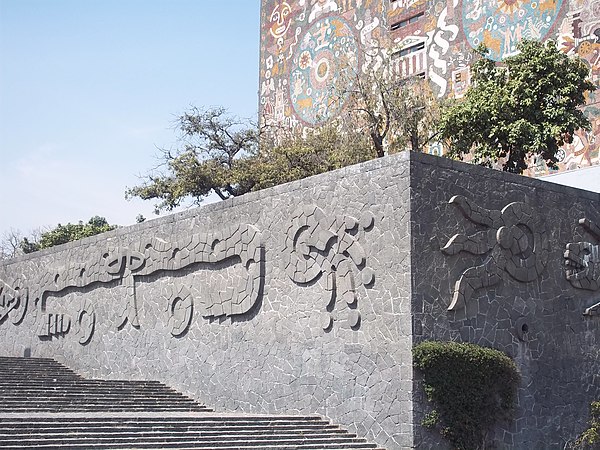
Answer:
top-left (564, 218), bottom-right (600, 316)
top-left (442, 195), bottom-right (549, 311)
top-left (0, 279), bottom-right (28, 326)
top-left (9, 223), bottom-right (264, 343)
top-left (284, 205), bottom-right (375, 330)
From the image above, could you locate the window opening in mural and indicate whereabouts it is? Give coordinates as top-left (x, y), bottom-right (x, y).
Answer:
top-left (390, 12), bottom-right (424, 31)
top-left (392, 42), bottom-right (425, 59)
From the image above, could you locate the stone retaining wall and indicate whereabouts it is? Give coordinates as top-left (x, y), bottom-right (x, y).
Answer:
top-left (1, 152), bottom-right (598, 449)
top-left (0, 153), bottom-right (414, 449)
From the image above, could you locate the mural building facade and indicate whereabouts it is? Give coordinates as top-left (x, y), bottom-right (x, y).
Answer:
top-left (259, 0), bottom-right (600, 176)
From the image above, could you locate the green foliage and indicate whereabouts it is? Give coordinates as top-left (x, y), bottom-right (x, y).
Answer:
top-left (338, 63), bottom-right (440, 156)
top-left (574, 401), bottom-right (600, 449)
top-left (126, 107), bottom-right (259, 212)
top-left (21, 216), bottom-right (116, 253)
top-left (413, 341), bottom-right (520, 450)
top-left (250, 125), bottom-right (375, 191)
top-left (19, 237), bottom-right (39, 255)
top-left (440, 40), bottom-right (596, 173)
top-left (126, 106), bottom-right (376, 213)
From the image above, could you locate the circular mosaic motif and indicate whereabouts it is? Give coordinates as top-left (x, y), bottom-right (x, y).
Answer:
top-left (289, 16), bottom-right (359, 126)
top-left (462, 0), bottom-right (564, 61)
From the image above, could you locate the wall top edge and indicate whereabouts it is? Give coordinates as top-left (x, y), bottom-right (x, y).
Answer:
top-left (2, 151), bottom-right (595, 267)
top-left (0, 151), bottom-right (410, 266)
top-left (412, 152), bottom-right (600, 201)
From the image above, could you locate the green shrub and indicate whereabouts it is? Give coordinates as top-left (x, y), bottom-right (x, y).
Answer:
top-left (413, 341), bottom-right (520, 450)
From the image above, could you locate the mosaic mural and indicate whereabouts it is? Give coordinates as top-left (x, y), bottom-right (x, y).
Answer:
top-left (260, 0), bottom-right (600, 176)
top-left (289, 16), bottom-right (359, 125)
top-left (260, 0), bottom-right (386, 132)
top-left (462, 0), bottom-right (565, 61)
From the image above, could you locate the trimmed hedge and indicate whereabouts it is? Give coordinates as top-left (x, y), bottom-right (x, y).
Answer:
top-left (413, 341), bottom-right (520, 450)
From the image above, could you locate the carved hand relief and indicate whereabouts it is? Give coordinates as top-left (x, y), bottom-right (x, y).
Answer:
top-left (4, 223), bottom-right (264, 343)
top-left (38, 299), bottom-right (96, 345)
top-left (284, 205), bottom-right (375, 331)
top-left (564, 218), bottom-right (600, 316)
top-left (442, 196), bottom-right (549, 311)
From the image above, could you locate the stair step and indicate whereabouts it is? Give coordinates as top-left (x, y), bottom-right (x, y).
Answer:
top-left (0, 357), bottom-right (383, 450)
top-left (0, 436), bottom-right (377, 447)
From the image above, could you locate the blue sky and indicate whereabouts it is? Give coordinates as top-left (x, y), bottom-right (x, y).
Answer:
top-left (0, 0), bottom-right (260, 238)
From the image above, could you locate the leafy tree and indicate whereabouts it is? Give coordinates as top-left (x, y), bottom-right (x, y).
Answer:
top-left (125, 107), bottom-right (259, 212)
top-left (251, 125), bottom-right (375, 191)
top-left (336, 59), bottom-right (440, 156)
top-left (127, 107), bottom-right (376, 213)
top-left (21, 216), bottom-right (116, 254)
top-left (440, 40), bottom-right (596, 173)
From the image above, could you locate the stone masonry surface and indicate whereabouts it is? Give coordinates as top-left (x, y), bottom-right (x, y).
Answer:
top-left (0, 153), bottom-right (413, 450)
top-left (410, 153), bottom-right (600, 449)
top-left (0, 151), bottom-right (599, 449)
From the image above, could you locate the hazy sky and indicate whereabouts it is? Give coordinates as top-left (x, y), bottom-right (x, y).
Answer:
top-left (0, 0), bottom-right (260, 238)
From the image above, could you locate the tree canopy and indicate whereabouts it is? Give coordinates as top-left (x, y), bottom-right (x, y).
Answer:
top-left (126, 71), bottom-right (440, 214)
top-left (339, 68), bottom-right (440, 156)
top-left (125, 107), bottom-right (260, 212)
top-left (20, 216), bottom-right (116, 254)
top-left (439, 39), bottom-right (596, 173)
top-left (126, 107), bottom-right (381, 213)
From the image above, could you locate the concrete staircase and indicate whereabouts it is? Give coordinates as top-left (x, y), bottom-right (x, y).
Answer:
top-left (0, 357), bottom-right (384, 449)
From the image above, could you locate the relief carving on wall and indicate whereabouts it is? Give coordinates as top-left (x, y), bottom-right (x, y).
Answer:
top-left (4, 223), bottom-right (264, 343)
top-left (442, 196), bottom-right (549, 311)
top-left (564, 218), bottom-right (600, 316)
top-left (284, 205), bottom-right (375, 331)
top-left (0, 279), bottom-right (28, 327)
top-left (165, 286), bottom-right (194, 338)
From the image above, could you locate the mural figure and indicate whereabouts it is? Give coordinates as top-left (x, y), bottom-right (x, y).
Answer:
top-left (289, 16), bottom-right (359, 125)
top-left (269, 2), bottom-right (294, 40)
top-left (564, 217), bottom-right (600, 315)
top-left (284, 205), bottom-right (375, 330)
top-left (462, 0), bottom-right (565, 61)
top-left (442, 195), bottom-right (549, 311)
top-left (309, 0), bottom-right (339, 23)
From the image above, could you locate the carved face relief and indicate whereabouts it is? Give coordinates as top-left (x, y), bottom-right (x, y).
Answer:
top-left (564, 218), bottom-right (600, 316)
top-left (269, 2), bottom-right (293, 39)
top-left (564, 241), bottom-right (600, 291)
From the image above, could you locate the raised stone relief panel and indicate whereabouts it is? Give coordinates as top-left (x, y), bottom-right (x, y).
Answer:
top-left (38, 298), bottom-right (97, 345)
top-left (5, 223), bottom-right (264, 343)
top-left (284, 205), bottom-right (375, 331)
top-left (564, 217), bottom-right (600, 316)
top-left (165, 286), bottom-right (194, 338)
top-left (0, 279), bottom-right (28, 327)
top-left (441, 195), bottom-right (549, 311)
